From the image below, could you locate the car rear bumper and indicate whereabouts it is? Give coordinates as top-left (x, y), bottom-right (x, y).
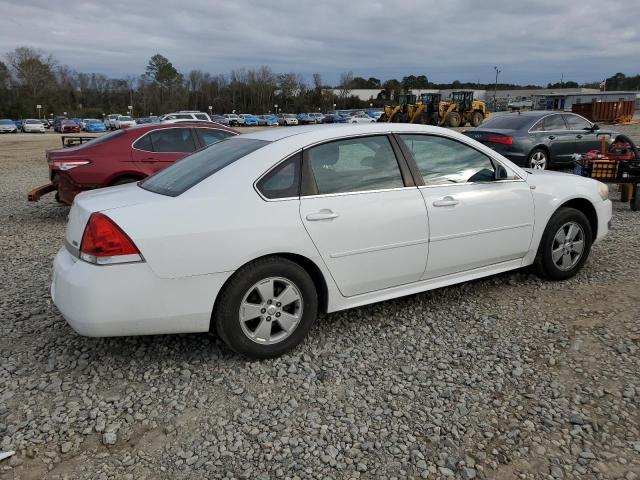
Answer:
top-left (52, 247), bottom-right (233, 337)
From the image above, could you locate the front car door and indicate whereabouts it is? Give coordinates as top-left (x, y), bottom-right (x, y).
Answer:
top-left (563, 113), bottom-right (602, 153)
top-left (396, 133), bottom-right (535, 279)
top-left (130, 127), bottom-right (198, 175)
top-left (299, 135), bottom-right (429, 297)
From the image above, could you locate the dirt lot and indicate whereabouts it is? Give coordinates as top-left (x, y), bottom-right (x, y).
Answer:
top-left (0, 126), bottom-right (639, 479)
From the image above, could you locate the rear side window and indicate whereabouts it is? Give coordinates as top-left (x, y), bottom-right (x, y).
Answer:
top-left (195, 128), bottom-right (235, 147)
top-left (133, 133), bottom-right (153, 151)
top-left (306, 136), bottom-right (403, 194)
top-left (194, 113), bottom-right (208, 120)
top-left (141, 137), bottom-right (269, 196)
top-left (256, 152), bottom-right (301, 199)
top-left (149, 128), bottom-right (196, 153)
top-left (542, 114), bottom-right (567, 131)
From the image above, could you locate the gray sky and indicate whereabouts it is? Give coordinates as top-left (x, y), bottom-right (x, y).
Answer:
top-left (1, 0), bottom-right (638, 85)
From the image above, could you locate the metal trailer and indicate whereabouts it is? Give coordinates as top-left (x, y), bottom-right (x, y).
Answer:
top-left (573, 135), bottom-right (640, 210)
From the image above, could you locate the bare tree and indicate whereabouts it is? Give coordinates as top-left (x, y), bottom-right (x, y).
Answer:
top-left (6, 46), bottom-right (56, 98)
top-left (339, 71), bottom-right (354, 108)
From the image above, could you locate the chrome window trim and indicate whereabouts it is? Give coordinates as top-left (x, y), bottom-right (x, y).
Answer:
top-left (300, 186), bottom-right (418, 200)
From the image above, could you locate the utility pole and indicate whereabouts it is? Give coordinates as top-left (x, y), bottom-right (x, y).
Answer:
top-left (493, 66), bottom-right (502, 111)
top-left (560, 72), bottom-right (564, 89)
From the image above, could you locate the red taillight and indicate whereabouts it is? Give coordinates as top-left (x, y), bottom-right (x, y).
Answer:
top-left (80, 213), bottom-right (142, 265)
top-left (487, 134), bottom-right (513, 145)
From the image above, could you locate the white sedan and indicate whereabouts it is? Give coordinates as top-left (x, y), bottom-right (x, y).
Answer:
top-left (22, 119), bottom-right (46, 133)
top-left (52, 124), bottom-right (612, 358)
top-left (349, 113), bottom-right (376, 123)
top-left (114, 115), bottom-right (137, 129)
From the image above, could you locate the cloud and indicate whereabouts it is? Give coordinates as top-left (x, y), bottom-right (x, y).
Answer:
top-left (1, 0), bottom-right (638, 85)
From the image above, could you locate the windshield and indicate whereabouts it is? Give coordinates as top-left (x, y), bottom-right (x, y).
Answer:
top-left (141, 137), bottom-right (270, 197)
top-left (480, 114), bottom-right (534, 130)
top-left (0, 119), bottom-right (13, 125)
top-left (85, 119), bottom-right (99, 123)
top-left (119, 116), bottom-right (132, 121)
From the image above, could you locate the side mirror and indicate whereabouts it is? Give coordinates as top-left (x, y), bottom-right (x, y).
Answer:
top-left (591, 124), bottom-right (600, 131)
top-left (496, 165), bottom-right (509, 180)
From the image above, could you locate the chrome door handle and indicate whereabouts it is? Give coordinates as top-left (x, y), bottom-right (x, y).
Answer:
top-left (306, 210), bottom-right (339, 221)
top-left (576, 134), bottom-right (583, 139)
top-left (433, 196), bottom-right (459, 207)
top-left (548, 135), bottom-right (556, 140)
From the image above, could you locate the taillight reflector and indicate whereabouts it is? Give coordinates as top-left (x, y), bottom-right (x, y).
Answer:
top-left (80, 213), bottom-right (142, 265)
top-left (52, 160), bottom-right (90, 171)
top-left (487, 135), bottom-right (513, 145)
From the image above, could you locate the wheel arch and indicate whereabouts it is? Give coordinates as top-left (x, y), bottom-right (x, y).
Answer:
top-left (555, 197), bottom-right (598, 239)
top-left (107, 172), bottom-right (146, 186)
top-left (209, 252), bottom-right (330, 331)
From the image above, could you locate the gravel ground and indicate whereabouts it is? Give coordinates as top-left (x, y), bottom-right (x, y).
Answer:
top-left (1, 126), bottom-right (639, 480)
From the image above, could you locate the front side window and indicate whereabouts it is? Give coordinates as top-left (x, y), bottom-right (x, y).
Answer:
top-left (141, 137), bottom-right (269, 197)
top-left (563, 114), bottom-right (591, 130)
top-left (307, 136), bottom-right (404, 194)
top-left (194, 114), bottom-right (208, 120)
top-left (149, 128), bottom-right (196, 153)
top-left (399, 134), bottom-right (496, 185)
top-left (256, 152), bottom-right (301, 199)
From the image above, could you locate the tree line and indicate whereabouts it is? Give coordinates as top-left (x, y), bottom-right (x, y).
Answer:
top-left (0, 46), bottom-right (638, 119)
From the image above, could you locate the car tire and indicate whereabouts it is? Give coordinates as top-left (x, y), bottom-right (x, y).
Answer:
top-left (446, 112), bottom-right (461, 127)
top-left (533, 207), bottom-right (592, 281)
top-left (528, 148), bottom-right (549, 170)
top-left (214, 257), bottom-right (318, 359)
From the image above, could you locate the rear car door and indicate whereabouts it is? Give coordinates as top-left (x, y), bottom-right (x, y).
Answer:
top-left (533, 114), bottom-right (576, 165)
top-left (131, 127), bottom-right (198, 175)
top-left (299, 135), bottom-right (429, 297)
top-left (397, 134), bottom-right (534, 279)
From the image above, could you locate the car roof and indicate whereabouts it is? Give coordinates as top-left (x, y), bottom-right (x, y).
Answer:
top-left (241, 123), bottom-right (468, 143)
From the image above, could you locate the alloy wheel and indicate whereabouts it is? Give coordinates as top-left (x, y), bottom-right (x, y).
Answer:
top-left (239, 277), bottom-right (303, 345)
top-left (551, 222), bottom-right (585, 271)
top-left (530, 151), bottom-right (547, 169)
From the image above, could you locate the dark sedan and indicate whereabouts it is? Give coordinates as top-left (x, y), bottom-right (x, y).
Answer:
top-left (464, 111), bottom-right (618, 169)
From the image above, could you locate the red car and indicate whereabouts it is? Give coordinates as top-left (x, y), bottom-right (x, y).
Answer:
top-left (60, 120), bottom-right (81, 133)
top-left (30, 122), bottom-right (237, 205)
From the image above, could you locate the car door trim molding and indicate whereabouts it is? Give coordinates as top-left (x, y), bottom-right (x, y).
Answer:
top-left (329, 238), bottom-right (429, 259)
top-left (430, 222), bottom-right (533, 242)
top-left (418, 178), bottom-right (525, 189)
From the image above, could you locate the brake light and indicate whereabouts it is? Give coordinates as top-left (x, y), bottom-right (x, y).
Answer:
top-left (487, 134), bottom-right (513, 145)
top-left (80, 213), bottom-right (143, 265)
top-left (52, 160), bottom-right (90, 171)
